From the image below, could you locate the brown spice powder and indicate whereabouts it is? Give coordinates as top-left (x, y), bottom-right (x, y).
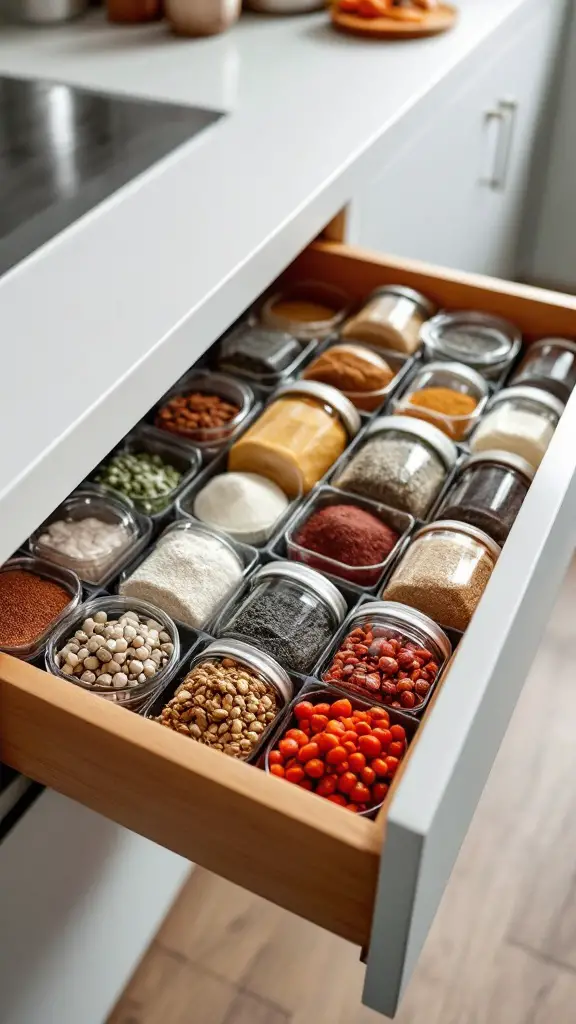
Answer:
top-left (0, 570), bottom-right (71, 648)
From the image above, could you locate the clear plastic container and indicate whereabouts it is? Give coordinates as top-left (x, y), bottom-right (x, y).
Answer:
top-left (91, 424), bottom-right (202, 518)
top-left (421, 310), bottom-right (522, 380)
top-left (260, 280), bottom-right (351, 341)
top-left (263, 685), bottom-right (418, 816)
top-left (46, 595), bottom-right (180, 710)
top-left (509, 337), bottom-right (576, 404)
top-left (215, 561), bottom-right (347, 675)
top-left (333, 415), bottom-right (458, 519)
top-left (229, 380), bottom-right (361, 499)
top-left (382, 520), bottom-right (500, 632)
top-left (437, 450), bottom-right (534, 545)
top-left (341, 285), bottom-right (436, 355)
top-left (286, 485), bottom-right (413, 589)
top-left (118, 518), bottom-right (255, 631)
top-left (29, 489), bottom-right (152, 587)
top-left (0, 557), bottom-right (81, 660)
top-left (302, 342), bottom-right (404, 413)
top-left (217, 322), bottom-right (316, 387)
top-left (150, 638), bottom-right (293, 761)
top-left (469, 385), bottom-right (564, 471)
top-left (153, 370), bottom-right (255, 456)
top-left (318, 601), bottom-right (451, 713)
top-left (391, 360), bottom-right (489, 441)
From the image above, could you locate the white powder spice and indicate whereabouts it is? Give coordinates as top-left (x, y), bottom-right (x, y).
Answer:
top-left (471, 406), bottom-right (555, 471)
top-left (119, 529), bottom-right (243, 628)
top-left (193, 472), bottom-right (288, 545)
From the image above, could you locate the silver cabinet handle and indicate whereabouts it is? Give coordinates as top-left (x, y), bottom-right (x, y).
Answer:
top-left (482, 99), bottom-right (518, 191)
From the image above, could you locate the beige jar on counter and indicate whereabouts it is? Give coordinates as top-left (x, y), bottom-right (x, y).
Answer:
top-left (228, 381), bottom-right (361, 499)
top-left (166, 0), bottom-right (239, 34)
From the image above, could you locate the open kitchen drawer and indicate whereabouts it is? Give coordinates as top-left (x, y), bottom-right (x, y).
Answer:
top-left (2, 240), bottom-right (576, 1017)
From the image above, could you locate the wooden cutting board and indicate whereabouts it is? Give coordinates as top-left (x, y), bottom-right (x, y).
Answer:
top-left (330, 3), bottom-right (458, 40)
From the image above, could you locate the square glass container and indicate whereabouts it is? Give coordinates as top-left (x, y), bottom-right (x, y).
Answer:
top-left (0, 556), bottom-right (82, 661)
top-left (29, 488), bottom-right (152, 587)
top-left (259, 280), bottom-right (351, 342)
top-left (89, 424), bottom-right (202, 520)
top-left (285, 485), bottom-right (414, 590)
top-left (152, 369), bottom-right (258, 459)
top-left (390, 360), bottom-right (490, 441)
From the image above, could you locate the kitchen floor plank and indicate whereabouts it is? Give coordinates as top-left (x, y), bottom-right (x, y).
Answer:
top-left (108, 561), bottom-right (576, 1024)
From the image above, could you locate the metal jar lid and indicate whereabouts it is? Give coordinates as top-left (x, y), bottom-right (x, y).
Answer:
top-left (458, 449), bottom-right (535, 484)
top-left (352, 600), bottom-right (452, 662)
top-left (486, 384), bottom-right (565, 419)
top-left (421, 311), bottom-right (522, 370)
top-left (414, 519), bottom-right (502, 562)
top-left (529, 336), bottom-right (576, 356)
top-left (253, 560), bottom-right (347, 623)
top-left (197, 639), bottom-right (293, 704)
top-left (416, 360), bottom-right (490, 399)
top-left (366, 414), bottom-right (458, 470)
top-left (274, 380), bottom-right (361, 437)
top-left (369, 284), bottom-right (437, 319)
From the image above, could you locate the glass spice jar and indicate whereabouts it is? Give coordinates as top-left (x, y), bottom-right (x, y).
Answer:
top-left (341, 285), bottom-right (436, 355)
top-left (420, 310), bottom-right (522, 380)
top-left (391, 360), bottom-right (489, 441)
top-left (381, 520), bottom-right (500, 632)
top-left (260, 280), bottom-right (351, 342)
top-left (214, 561), bottom-right (347, 674)
top-left (154, 370), bottom-right (255, 457)
top-left (469, 385), bottom-right (564, 472)
top-left (229, 381), bottom-right (361, 498)
top-left (0, 557), bottom-right (81, 661)
top-left (509, 337), bottom-right (576, 404)
top-left (152, 639), bottom-right (293, 761)
top-left (437, 450), bottom-right (534, 546)
top-left (333, 415), bottom-right (457, 519)
top-left (319, 601), bottom-right (451, 713)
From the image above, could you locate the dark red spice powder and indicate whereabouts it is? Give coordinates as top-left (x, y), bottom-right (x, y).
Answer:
top-left (294, 504), bottom-right (399, 585)
top-left (0, 570), bottom-right (71, 649)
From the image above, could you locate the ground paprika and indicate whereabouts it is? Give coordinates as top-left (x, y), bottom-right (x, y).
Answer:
top-left (292, 503), bottom-right (399, 586)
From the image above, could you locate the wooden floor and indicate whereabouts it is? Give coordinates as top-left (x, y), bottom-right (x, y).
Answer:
top-left (108, 561), bottom-right (576, 1024)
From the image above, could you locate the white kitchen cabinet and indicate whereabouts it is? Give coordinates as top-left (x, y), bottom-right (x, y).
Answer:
top-left (349, 0), bottom-right (565, 277)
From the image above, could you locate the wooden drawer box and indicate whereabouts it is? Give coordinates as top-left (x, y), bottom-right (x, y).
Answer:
top-left (2, 241), bottom-right (576, 1017)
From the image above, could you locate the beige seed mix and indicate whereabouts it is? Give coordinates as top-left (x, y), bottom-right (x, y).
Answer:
top-left (55, 608), bottom-right (174, 689)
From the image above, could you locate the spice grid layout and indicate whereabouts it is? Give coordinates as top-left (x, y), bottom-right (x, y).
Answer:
top-left (1, 274), bottom-right (571, 818)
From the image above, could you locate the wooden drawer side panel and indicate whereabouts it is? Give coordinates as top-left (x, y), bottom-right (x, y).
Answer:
top-left (0, 655), bottom-right (379, 946)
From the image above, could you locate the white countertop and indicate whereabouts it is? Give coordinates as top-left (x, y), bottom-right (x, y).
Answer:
top-left (0, 0), bottom-right (534, 560)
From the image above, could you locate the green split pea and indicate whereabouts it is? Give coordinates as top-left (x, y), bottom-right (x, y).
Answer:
top-left (96, 451), bottom-right (182, 514)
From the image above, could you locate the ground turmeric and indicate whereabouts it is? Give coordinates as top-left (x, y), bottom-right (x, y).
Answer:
top-left (403, 386), bottom-right (478, 441)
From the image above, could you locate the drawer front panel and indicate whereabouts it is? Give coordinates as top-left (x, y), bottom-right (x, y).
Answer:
top-left (1, 240), bottom-right (575, 1018)
top-left (292, 243), bottom-right (576, 1016)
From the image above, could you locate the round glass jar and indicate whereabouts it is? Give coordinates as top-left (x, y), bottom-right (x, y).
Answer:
top-left (228, 380), bottom-right (361, 498)
top-left (46, 596), bottom-right (180, 709)
top-left (320, 601), bottom-right (451, 713)
top-left (510, 337), bottom-right (576, 404)
top-left (391, 360), bottom-right (489, 441)
top-left (154, 370), bottom-right (255, 455)
top-left (0, 557), bottom-right (81, 661)
top-left (341, 285), bottom-right (436, 355)
top-left (469, 385), bottom-right (564, 471)
top-left (420, 310), bottom-right (522, 380)
top-left (215, 561), bottom-right (347, 674)
top-left (437, 450), bottom-right (534, 545)
top-left (260, 280), bottom-right (351, 341)
top-left (333, 414), bottom-right (458, 519)
top-left (152, 638), bottom-right (293, 761)
top-left (382, 520), bottom-right (500, 632)
top-left (302, 342), bottom-right (397, 412)
top-left (29, 488), bottom-right (149, 587)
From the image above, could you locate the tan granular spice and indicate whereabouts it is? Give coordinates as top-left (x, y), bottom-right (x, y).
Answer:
top-left (155, 656), bottom-right (282, 759)
top-left (382, 535), bottom-right (495, 632)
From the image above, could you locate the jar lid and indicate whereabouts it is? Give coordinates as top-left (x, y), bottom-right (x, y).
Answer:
top-left (355, 600), bottom-right (452, 661)
top-left (487, 384), bottom-right (565, 419)
top-left (530, 336), bottom-right (576, 355)
top-left (199, 638), bottom-right (293, 704)
top-left (459, 449), bottom-right (535, 484)
top-left (274, 380), bottom-right (361, 437)
top-left (366, 414), bottom-right (458, 470)
top-left (417, 360), bottom-right (490, 398)
top-left (253, 561), bottom-right (347, 622)
top-left (421, 311), bottom-right (522, 369)
top-left (370, 285), bottom-right (436, 318)
top-left (414, 519), bottom-right (502, 562)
